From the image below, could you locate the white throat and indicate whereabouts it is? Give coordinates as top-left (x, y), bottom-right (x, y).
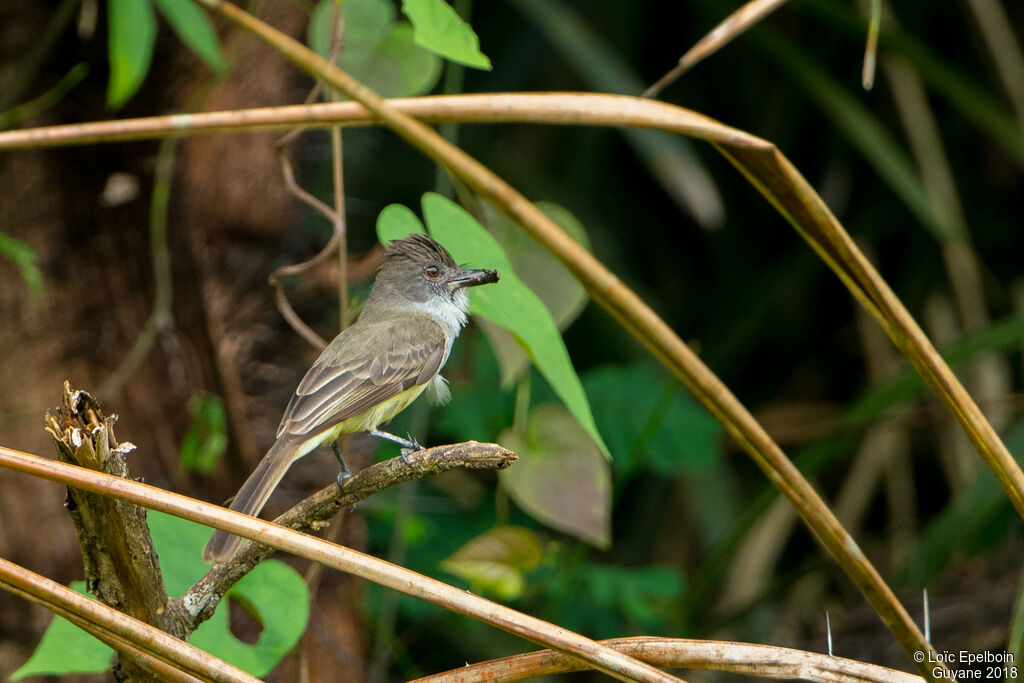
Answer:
top-left (411, 289), bottom-right (469, 342)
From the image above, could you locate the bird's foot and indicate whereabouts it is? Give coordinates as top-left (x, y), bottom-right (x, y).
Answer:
top-left (336, 467), bottom-right (353, 489)
top-left (369, 428), bottom-right (423, 462)
top-left (400, 433), bottom-right (423, 464)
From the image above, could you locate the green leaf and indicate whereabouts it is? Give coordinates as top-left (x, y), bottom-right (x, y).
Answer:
top-left (147, 511), bottom-right (310, 676)
top-left (422, 192), bottom-right (609, 459)
top-left (0, 231), bottom-right (44, 297)
top-left (308, 0), bottom-right (442, 98)
top-left (376, 202), bottom-right (427, 242)
top-left (11, 583), bottom-right (114, 679)
top-left (476, 200), bottom-right (591, 386)
top-left (582, 365), bottom-right (737, 545)
top-left (440, 526), bottom-right (543, 599)
top-left (190, 562), bottom-right (310, 676)
top-left (499, 404), bottom-right (611, 548)
top-left (107, 0), bottom-right (157, 109)
top-left (312, 0), bottom-right (393, 59)
top-left (179, 392), bottom-right (228, 474)
top-left (153, 0), bottom-right (228, 75)
top-left (401, 0), bottom-right (492, 70)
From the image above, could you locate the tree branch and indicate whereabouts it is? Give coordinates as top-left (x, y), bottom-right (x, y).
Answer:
top-left (179, 440), bottom-right (517, 625)
top-left (44, 382), bottom-right (180, 678)
top-left (4, 399), bottom-right (690, 683)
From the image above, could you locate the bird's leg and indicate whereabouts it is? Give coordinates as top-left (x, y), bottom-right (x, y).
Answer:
top-left (368, 428), bottom-right (423, 463)
top-left (332, 439), bottom-right (353, 487)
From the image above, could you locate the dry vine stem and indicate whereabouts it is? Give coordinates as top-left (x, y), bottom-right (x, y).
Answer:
top-left (412, 637), bottom-right (924, 683)
top-left (0, 443), bottom-right (683, 683)
top-left (187, 3), bottom-right (973, 677)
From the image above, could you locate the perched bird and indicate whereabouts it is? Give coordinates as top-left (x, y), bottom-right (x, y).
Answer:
top-left (203, 233), bottom-right (499, 563)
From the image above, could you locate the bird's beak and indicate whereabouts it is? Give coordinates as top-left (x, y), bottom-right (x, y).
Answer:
top-left (447, 268), bottom-right (500, 289)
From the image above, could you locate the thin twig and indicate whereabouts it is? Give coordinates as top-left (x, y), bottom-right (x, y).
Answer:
top-left (268, 1), bottom-right (350, 350)
top-left (184, 440), bottom-right (518, 605)
top-left (271, 280), bottom-right (327, 349)
top-left (266, 139), bottom-right (337, 350)
top-left (325, 0), bottom-right (350, 330)
top-left (642, 0), bottom-right (789, 98)
top-left (862, 0), bottom-right (881, 90)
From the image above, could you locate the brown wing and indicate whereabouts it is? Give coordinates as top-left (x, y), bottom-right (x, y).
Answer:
top-left (276, 317), bottom-right (446, 439)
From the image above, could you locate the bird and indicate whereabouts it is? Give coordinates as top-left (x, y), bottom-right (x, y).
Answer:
top-left (203, 233), bottom-right (499, 563)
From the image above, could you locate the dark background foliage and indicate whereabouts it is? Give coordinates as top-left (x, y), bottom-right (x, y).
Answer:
top-left (2, 0), bottom-right (1023, 680)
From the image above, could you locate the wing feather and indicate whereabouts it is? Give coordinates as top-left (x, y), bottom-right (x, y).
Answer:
top-left (276, 318), bottom-right (447, 439)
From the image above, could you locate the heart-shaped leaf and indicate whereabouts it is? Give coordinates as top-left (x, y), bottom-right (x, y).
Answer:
top-left (499, 404), bottom-right (611, 548)
top-left (440, 526), bottom-right (543, 599)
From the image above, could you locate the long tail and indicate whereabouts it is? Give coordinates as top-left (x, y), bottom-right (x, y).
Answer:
top-left (202, 438), bottom-right (300, 563)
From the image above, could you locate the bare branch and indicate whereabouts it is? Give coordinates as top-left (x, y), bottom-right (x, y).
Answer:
top-left (180, 440), bottom-right (517, 623)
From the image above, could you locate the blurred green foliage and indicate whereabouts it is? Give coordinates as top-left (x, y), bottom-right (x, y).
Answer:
top-left (179, 392), bottom-right (228, 474)
top-left (309, 0), bottom-right (442, 98)
top-left (0, 231), bottom-right (43, 297)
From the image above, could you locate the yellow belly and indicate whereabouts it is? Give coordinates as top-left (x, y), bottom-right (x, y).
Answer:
top-left (297, 382), bottom-right (429, 457)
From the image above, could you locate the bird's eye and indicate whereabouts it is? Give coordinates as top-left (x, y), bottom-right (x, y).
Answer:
top-left (424, 265), bottom-right (439, 278)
